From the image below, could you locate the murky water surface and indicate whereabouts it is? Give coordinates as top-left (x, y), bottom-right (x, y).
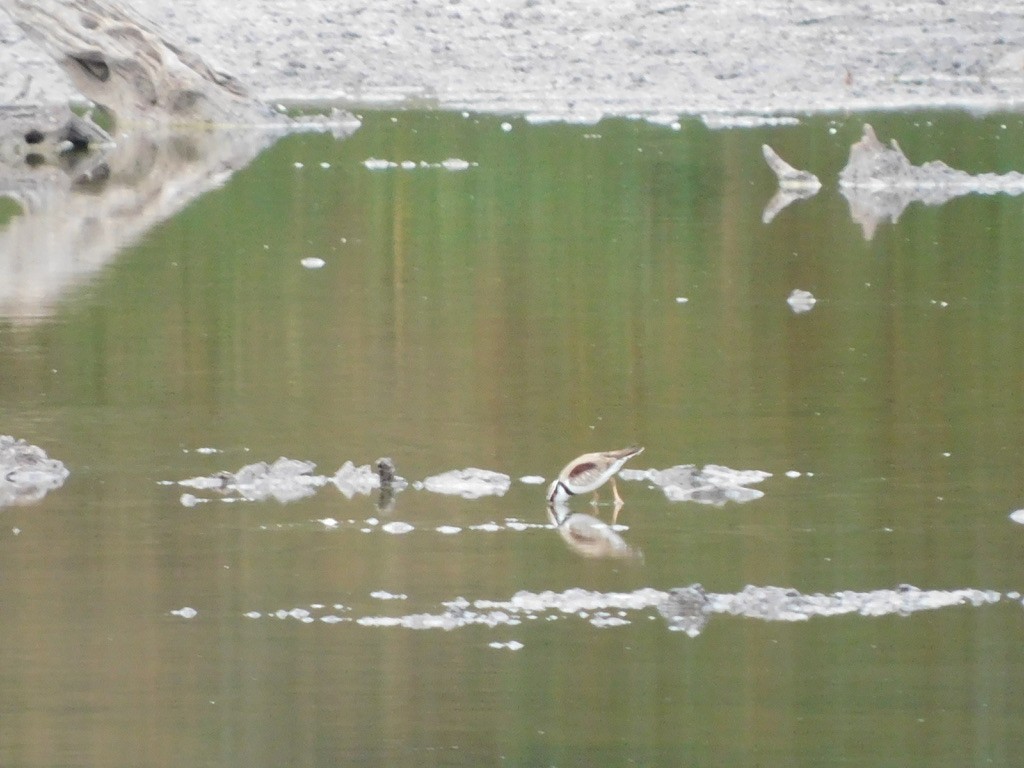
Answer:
top-left (2, 110), bottom-right (1024, 766)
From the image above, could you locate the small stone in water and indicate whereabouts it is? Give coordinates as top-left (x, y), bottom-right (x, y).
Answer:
top-left (787, 289), bottom-right (817, 313)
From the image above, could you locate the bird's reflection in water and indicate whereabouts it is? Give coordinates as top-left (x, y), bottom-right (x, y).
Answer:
top-left (546, 500), bottom-right (642, 560)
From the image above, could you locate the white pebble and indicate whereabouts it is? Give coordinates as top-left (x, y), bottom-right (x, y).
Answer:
top-left (787, 289), bottom-right (817, 313)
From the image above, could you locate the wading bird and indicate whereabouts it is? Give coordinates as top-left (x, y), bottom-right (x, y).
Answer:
top-left (546, 445), bottom-right (644, 508)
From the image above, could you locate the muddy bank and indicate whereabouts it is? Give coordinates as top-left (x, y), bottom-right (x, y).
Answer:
top-left (3, 0), bottom-right (1024, 119)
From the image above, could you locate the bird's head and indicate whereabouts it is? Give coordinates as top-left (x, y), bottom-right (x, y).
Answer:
top-left (547, 479), bottom-right (572, 504)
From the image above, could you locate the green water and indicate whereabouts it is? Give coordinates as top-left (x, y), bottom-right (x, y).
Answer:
top-left (2, 110), bottom-right (1024, 766)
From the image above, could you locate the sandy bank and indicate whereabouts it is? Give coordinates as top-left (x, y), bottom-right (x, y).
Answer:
top-left (3, 0), bottom-right (1024, 119)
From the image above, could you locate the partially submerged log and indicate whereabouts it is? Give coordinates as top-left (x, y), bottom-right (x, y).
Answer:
top-left (839, 123), bottom-right (1024, 238)
top-left (760, 144), bottom-right (821, 223)
top-left (0, 0), bottom-right (276, 126)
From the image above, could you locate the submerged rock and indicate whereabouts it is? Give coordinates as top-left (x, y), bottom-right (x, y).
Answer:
top-left (180, 456), bottom-right (325, 504)
top-left (658, 584), bottom-right (711, 637)
top-left (839, 123), bottom-right (1024, 239)
top-left (421, 468), bottom-right (511, 499)
top-left (0, 435), bottom-right (70, 507)
top-left (619, 464), bottom-right (771, 505)
top-left (787, 288), bottom-right (817, 314)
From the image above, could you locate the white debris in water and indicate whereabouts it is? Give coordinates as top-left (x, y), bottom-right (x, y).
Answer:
top-left (619, 464), bottom-right (771, 506)
top-left (293, 161), bottom-right (304, 169)
top-left (179, 493), bottom-right (207, 507)
top-left (0, 435), bottom-right (70, 507)
top-left (382, 521), bottom-right (414, 534)
top-left (675, 297), bottom-right (689, 303)
top-left (364, 157), bottom-right (477, 170)
top-left (171, 607), bottom-right (198, 619)
top-left (318, 517), bottom-right (339, 528)
top-left (436, 525), bottom-right (462, 534)
top-left (489, 640), bottom-right (525, 650)
top-left (785, 470), bottom-right (802, 478)
top-left (787, 289), bottom-right (817, 313)
top-left (319, 162), bottom-right (331, 169)
top-left (500, 122), bottom-right (513, 132)
top-left (469, 522), bottom-right (502, 532)
top-left (243, 582), bottom-right (1004, 637)
top-left (371, 591), bottom-right (408, 600)
top-left (194, 447), bottom-right (221, 454)
top-left (519, 475), bottom-right (546, 485)
top-left (301, 257), bottom-right (326, 269)
top-left (702, 113), bottom-right (801, 130)
top-left (1010, 510), bottom-right (1024, 525)
top-left (422, 468), bottom-right (511, 498)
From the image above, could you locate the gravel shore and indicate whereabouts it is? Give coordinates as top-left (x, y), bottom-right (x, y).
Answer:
top-left (3, 0), bottom-right (1024, 118)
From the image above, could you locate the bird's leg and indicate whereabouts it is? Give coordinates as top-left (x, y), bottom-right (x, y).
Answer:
top-left (591, 490), bottom-right (600, 506)
top-left (611, 477), bottom-right (623, 505)
top-left (612, 499), bottom-right (623, 525)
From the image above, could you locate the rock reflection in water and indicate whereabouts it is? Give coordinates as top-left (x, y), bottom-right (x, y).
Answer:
top-left (547, 500), bottom-right (640, 560)
top-left (0, 114), bottom-right (358, 319)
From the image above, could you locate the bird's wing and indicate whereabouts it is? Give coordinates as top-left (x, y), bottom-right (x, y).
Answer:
top-left (565, 460), bottom-right (607, 486)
